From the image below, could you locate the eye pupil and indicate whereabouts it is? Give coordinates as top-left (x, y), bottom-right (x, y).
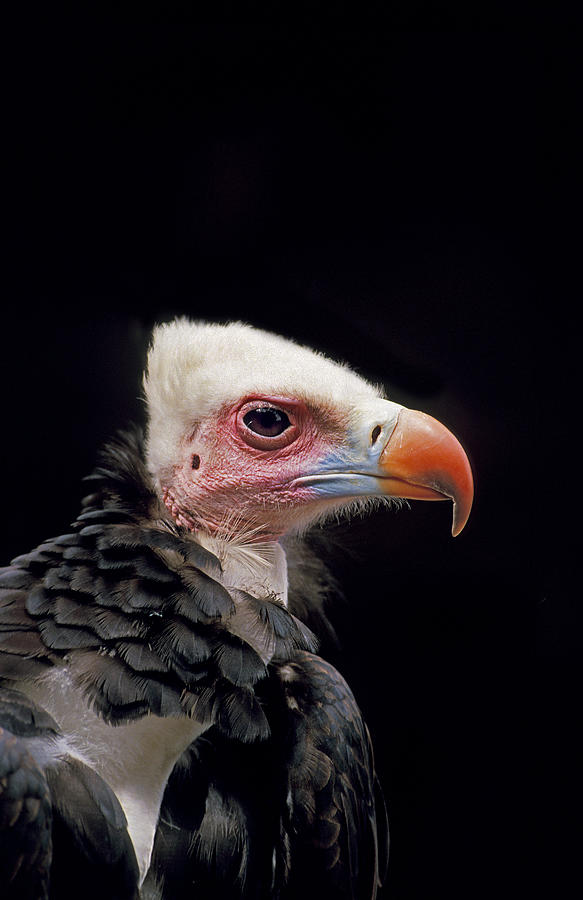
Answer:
top-left (243, 408), bottom-right (291, 437)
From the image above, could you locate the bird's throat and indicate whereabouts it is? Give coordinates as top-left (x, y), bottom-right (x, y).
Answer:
top-left (195, 530), bottom-right (289, 608)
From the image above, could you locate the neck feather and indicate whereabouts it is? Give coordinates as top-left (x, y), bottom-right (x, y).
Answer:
top-left (195, 530), bottom-right (289, 607)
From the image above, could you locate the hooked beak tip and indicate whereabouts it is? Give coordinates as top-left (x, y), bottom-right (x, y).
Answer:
top-left (379, 408), bottom-right (474, 536)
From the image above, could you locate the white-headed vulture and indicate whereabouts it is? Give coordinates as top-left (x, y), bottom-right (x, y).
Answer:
top-left (0, 320), bottom-right (473, 899)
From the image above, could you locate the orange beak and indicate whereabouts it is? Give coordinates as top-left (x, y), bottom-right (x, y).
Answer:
top-left (378, 408), bottom-right (474, 536)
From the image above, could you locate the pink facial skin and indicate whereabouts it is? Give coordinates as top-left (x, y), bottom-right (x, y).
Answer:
top-left (162, 395), bottom-right (348, 541)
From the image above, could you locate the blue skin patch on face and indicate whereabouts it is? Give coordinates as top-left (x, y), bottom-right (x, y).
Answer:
top-left (296, 473), bottom-right (383, 498)
top-left (292, 446), bottom-right (384, 498)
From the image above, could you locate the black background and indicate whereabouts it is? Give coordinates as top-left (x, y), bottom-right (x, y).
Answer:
top-left (2, 17), bottom-right (578, 899)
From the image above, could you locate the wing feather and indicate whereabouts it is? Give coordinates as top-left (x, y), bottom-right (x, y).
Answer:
top-left (149, 650), bottom-right (388, 899)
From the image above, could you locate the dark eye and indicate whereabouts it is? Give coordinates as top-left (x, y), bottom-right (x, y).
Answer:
top-left (243, 407), bottom-right (291, 437)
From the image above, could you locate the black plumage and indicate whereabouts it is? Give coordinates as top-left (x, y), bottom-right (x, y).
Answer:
top-left (1, 428), bottom-right (388, 899)
top-left (46, 759), bottom-right (140, 900)
top-left (147, 652), bottom-right (387, 900)
top-left (0, 693), bottom-right (55, 900)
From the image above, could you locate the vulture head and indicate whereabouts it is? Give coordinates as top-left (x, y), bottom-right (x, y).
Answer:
top-left (144, 320), bottom-right (473, 547)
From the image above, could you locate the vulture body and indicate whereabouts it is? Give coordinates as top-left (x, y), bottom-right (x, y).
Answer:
top-left (0, 320), bottom-right (473, 899)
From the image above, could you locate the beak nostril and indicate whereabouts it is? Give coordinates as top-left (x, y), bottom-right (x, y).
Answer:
top-left (371, 425), bottom-right (382, 446)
